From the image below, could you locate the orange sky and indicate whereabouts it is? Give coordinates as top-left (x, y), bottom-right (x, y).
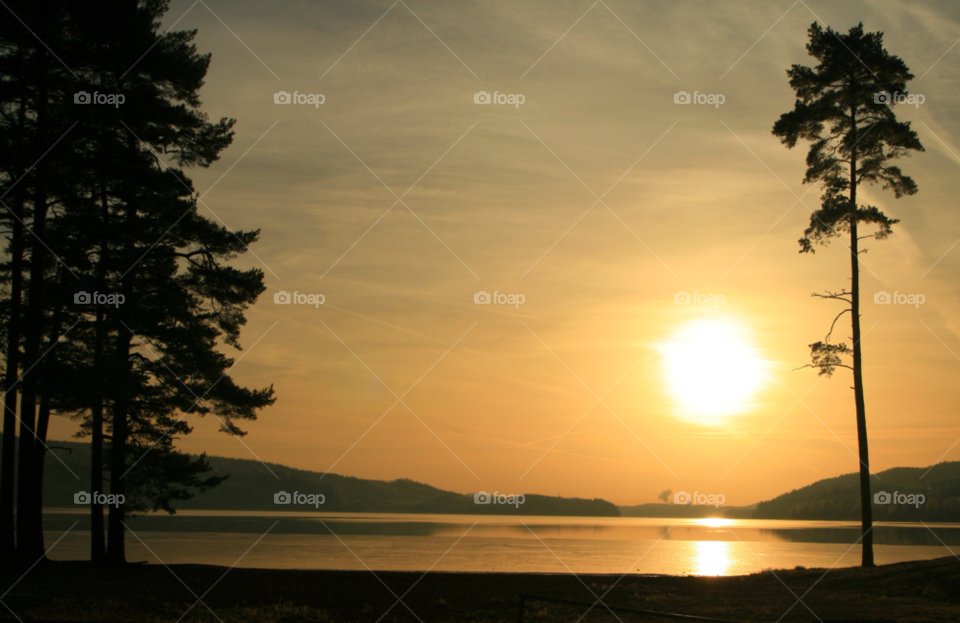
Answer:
top-left (49, 0), bottom-right (960, 507)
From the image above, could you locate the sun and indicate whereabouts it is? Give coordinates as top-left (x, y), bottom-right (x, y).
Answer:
top-left (660, 318), bottom-right (766, 421)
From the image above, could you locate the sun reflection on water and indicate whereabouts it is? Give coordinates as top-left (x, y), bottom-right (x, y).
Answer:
top-left (694, 540), bottom-right (732, 576)
top-left (695, 517), bottom-right (734, 528)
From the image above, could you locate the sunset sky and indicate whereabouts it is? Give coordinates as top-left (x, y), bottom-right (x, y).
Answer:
top-left (49, 0), bottom-right (960, 507)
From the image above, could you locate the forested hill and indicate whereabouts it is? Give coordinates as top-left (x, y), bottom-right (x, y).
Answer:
top-left (35, 435), bottom-right (960, 520)
top-left (36, 437), bottom-right (620, 516)
top-left (752, 462), bottom-right (960, 522)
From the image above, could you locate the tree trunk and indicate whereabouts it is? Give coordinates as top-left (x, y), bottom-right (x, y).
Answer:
top-left (0, 198), bottom-right (23, 560)
top-left (90, 344), bottom-right (107, 560)
top-left (26, 267), bottom-right (70, 562)
top-left (106, 148), bottom-right (139, 564)
top-left (105, 318), bottom-right (131, 565)
top-left (89, 394), bottom-right (107, 561)
top-left (1, 47), bottom-right (29, 560)
top-left (90, 136), bottom-right (112, 563)
top-left (849, 105), bottom-right (874, 567)
top-left (32, 396), bottom-right (52, 549)
top-left (16, 39), bottom-right (50, 563)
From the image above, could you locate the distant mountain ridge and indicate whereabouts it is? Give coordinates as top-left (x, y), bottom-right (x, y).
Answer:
top-left (617, 462), bottom-right (960, 522)
top-left (37, 437), bottom-right (619, 517)
top-left (753, 462), bottom-right (960, 522)
top-left (33, 435), bottom-right (960, 521)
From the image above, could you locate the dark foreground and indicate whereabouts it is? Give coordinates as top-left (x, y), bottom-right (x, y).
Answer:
top-left (1, 556), bottom-right (958, 622)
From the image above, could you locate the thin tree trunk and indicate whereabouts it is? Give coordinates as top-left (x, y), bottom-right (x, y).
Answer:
top-left (106, 151), bottom-right (138, 564)
top-left (850, 104), bottom-right (874, 567)
top-left (16, 276), bottom-right (44, 567)
top-left (90, 341), bottom-right (107, 561)
top-left (90, 136), bottom-right (111, 562)
top-left (1, 48), bottom-right (28, 560)
top-left (33, 397), bottom-right (52, 542)
top-left (27, 267), bottom-right (69, 560)
top-left (1, 199), bottom-right (23, 561)
top-left (16, 23), bottom-right (51, 563)
top-left (105, 325), bottom-right (130, 565)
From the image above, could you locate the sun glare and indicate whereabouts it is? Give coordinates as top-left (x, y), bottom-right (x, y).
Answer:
top-left (661, 318), bottom-right (766, 421)
top-left (696, 517), bottom-right (734, 528)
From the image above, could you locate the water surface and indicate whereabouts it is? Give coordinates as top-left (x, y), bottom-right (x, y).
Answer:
top-left (43, 511), bottom-right (960, 576)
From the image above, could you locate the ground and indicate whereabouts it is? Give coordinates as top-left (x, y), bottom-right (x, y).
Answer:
top-left (2, 556), bottom-right (958, 622)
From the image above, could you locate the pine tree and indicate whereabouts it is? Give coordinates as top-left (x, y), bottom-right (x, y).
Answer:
top-left (773, 22), bottom-right (924, 566)
top-left (0, 0), bottom-right (274, 565)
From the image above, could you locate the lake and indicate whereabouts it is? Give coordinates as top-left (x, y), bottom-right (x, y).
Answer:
top-left (42, 511), bottom-right (960, 576)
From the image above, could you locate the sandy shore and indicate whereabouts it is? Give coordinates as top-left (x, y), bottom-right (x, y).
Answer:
top-left (3, 555), bottom-right (958, 622)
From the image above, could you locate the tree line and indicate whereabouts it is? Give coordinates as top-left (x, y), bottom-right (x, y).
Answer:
top-left (0, 0), bottom-right (274, 567)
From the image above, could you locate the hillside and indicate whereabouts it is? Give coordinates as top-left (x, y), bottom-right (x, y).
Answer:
top-left (752, 462), bottom-right (960, 521)
top-left (36, 437), bottom-right (619, 517)
top-left (31, 435), bottom-right (960, 521)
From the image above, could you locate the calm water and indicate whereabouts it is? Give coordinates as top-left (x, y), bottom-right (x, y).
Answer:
top-left (43, 511), bottom-right (960, 576)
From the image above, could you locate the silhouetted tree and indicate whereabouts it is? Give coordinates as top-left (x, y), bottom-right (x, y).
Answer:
top-left (0, 0), bottom-right (83, 563)
top-left (0, 9), bottom-right (33, 559)
top-left (773, 22), bottom-right (924, 566)
top-left (0, 0), bottom-right (274, 566)
top-left (56, 0), bottom-right (274, 564)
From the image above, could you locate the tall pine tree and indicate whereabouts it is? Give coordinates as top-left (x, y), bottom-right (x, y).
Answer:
top-left (1, 0), bottom-right (274, 565)
top-left (773, 23), bottom-right (924, 566)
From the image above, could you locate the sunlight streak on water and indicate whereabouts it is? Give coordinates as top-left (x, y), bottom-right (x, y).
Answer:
top-left (694, 540), bottom-right (732, 576)
top-left (695, 517), bottom-right (734, 528)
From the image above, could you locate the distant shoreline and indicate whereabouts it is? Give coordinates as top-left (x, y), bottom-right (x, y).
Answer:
top-left (38, 436), bottom-right (960, 522)
top-left (42, 507), bottom-right (960, 525)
